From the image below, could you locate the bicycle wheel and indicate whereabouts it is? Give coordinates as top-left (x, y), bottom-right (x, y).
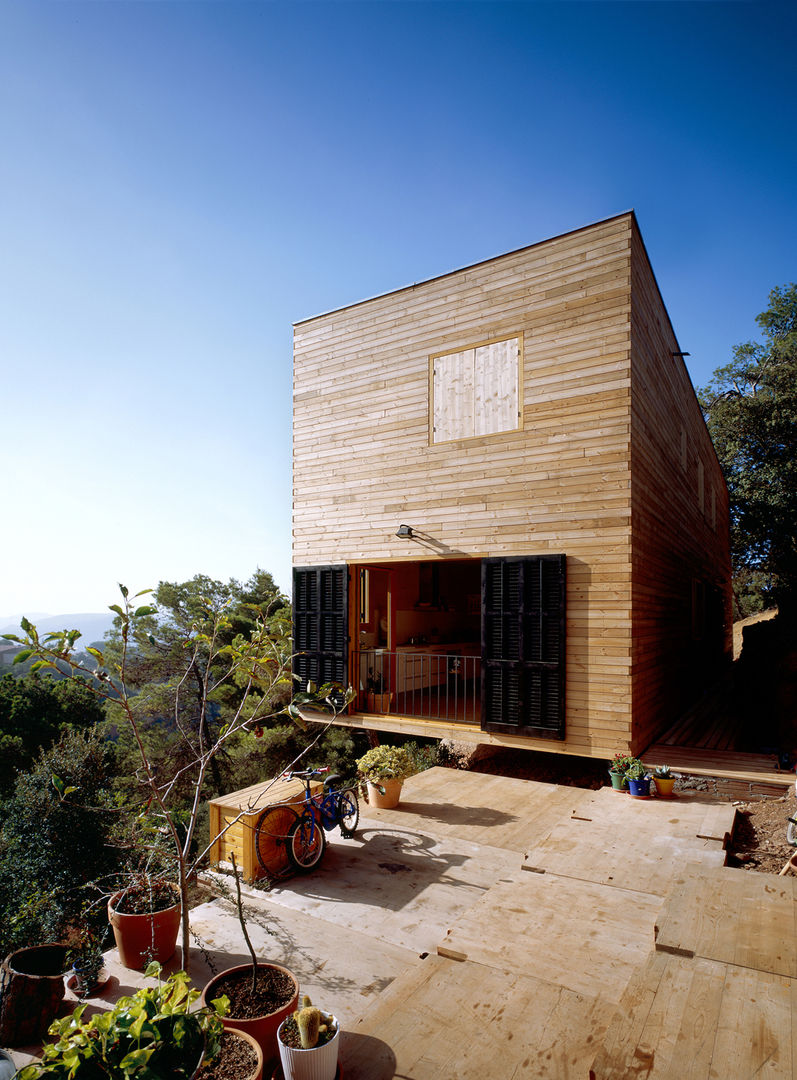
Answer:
top-left (254, 804), bottom-right (300, 878)
top-left (287, 812), bottom-right (326, 872)
top-left (337, 787), bottom-right (360, 837)
top-left (788, 817), bottom-right (797, 847)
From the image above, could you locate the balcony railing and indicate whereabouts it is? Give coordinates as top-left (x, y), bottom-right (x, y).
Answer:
top-left (355, 648), bottom-right (481, 726)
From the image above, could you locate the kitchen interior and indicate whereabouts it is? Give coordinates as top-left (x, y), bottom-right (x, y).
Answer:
top-left (356, 559), bottom-right (482, 723)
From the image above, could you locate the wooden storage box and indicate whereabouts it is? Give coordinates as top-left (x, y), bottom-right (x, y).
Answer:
top-left (208, 776), bottom-right (321, 881)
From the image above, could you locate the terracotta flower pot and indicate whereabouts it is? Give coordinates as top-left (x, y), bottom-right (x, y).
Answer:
top-left (200, 963), bottom-right (299, 1061)
top-left (208, 1029), bottom-right (264, 1080)
top-left (108, 889), bottom-right (182, 970)
top-left (366, 778), bottom-right (403, 809)
top-left (0, 943), bottom-right (68, 1045)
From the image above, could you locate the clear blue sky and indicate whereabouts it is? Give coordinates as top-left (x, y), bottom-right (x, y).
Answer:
top-left (1, 0), bottom-right (794, 616)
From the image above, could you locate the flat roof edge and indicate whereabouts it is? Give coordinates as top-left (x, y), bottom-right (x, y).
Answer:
top-left (293, 210), bottom-right (637, 328)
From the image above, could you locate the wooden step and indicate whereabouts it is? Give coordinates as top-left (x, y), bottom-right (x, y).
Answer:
top-left (642, 744), bottom-right (792, 789)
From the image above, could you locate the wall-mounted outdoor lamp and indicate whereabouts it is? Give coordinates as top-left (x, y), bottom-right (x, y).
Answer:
top-left (395, 524), bottom-right (414, 539)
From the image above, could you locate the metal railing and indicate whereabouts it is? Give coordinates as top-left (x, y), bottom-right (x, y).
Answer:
top-left (355, 648), bottom-right (481, 726)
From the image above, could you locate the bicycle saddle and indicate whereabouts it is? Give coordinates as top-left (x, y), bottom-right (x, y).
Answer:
top-left (323, 773), bottom-right (343, 790)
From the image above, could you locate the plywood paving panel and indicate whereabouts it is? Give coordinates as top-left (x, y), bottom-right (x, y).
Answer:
top-left (589, 951), bottom-right (796, 1079)
top-left (437, 872), bottom-right (661, 1002)
top-left (187, 898), bottom-right (416, 1032)
top-left (578, 786), bottom-right (736, 843)
top-left (655, 866), bottom-right (797, 976)
top-left (522, 816), bottom-right (726, 895)
top-left (342, 953), bottom-right (616, 1080)
top-left (257, 823), bottom-right (520, 955)
top-left (369, 766), bottom-right (595, 852)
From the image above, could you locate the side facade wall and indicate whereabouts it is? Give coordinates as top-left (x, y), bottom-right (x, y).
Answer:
top-left (629, 223), bottom-right (733, 752)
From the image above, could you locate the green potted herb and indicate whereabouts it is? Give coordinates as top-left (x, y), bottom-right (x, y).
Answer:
top-left (356, 744), bottom-right (416, 808)
top-left (68, 925), bottom-right (106, 998)
top-left (607, 752), bottom-right (635, 791)
top-left (625, 761), bottom-right (652, 798)
top-left (17, 965), bottom-right (225, 1080)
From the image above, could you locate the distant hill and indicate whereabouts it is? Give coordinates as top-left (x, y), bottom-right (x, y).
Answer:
top-left (0, 612), bottom-right (116, 646)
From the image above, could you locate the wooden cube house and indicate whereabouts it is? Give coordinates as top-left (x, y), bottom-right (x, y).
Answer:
top-left (292, 212), bottom-right (732, 761)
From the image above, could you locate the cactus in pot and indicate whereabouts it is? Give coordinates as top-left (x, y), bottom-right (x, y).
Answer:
top-left (278, 995), bottom-right (339, 1080)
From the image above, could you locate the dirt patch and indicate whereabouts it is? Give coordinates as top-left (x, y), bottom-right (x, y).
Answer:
top-left (726, 793), bottom-right (797, 873)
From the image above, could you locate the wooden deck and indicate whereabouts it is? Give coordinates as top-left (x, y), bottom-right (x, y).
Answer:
top-left (36, 767), bottom-right (791, 1080)
top-left (590, 869), bottom-right (797, 1077)
top-left (336, 768), bottom-right (766, 1079)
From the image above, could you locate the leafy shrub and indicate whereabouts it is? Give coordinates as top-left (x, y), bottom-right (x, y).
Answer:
top-left (0, 728), bottom-right (122, 955)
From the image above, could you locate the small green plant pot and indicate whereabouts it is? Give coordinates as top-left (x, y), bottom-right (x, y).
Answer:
top-left (608, 770), bottom-right (627, 791)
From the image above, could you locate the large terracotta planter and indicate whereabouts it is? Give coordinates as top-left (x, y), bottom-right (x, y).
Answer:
top-left (206, 1029), bottom-right (263, 1080)
top-left (108, 890), bottom-right (182, 970)
top-left (200, 963), bottom-right (299, 1061)
top-left (365, 778), bottom-right (403, 809)
top-left (0, 943), bottom-right (68, 1045)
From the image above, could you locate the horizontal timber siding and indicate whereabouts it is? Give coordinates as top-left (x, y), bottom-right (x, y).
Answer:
top-left (294, 215), bottom-right (636, 760)
top-left (629, 222), bottom-right (732, 752)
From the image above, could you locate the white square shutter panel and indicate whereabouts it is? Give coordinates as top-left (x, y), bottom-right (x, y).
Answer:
top-left (473, 337), bottom-right (519, 436)
top-left (433, 349), bottom-right (474, 442)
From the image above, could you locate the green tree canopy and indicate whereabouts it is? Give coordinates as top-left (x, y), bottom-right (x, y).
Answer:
top-left (0, 673), bottom-right (106, 799)
top-left (699, 284), bottom-right (797, 616)
top-left (0, 727), bottom-right (121, 956)
top-left (102, 569), bottom-right (291, 804)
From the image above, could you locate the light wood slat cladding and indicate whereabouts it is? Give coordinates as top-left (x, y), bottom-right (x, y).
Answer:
top-left (294, 215), bottom-right (634, 760)
top-left (628, 222), bottom-right (732, 753)
top-left (293, 212), bottom-right (729, 761)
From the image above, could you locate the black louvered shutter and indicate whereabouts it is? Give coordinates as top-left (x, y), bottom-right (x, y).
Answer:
top-left (293, 566), bottom-right (348, 704)
top-left (481, 555), bottom-right (566, 739)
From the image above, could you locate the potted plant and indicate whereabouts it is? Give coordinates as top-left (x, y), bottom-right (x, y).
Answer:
top-left (652, 764), bottom-right (676, 797)
top-left (625, 761), bottom-right (652, 798)
top-left (277, 996), bottom-right (339, 1080)
top-left (16, 965), bottom-right (225, 1080)
top-left (68, 924), bottom-right (106, 998)
top-left (108, 875), bottom-right (182, 970)
top-left (200, 856), bottom-right (299, 1060)
top-left (196, 1029), bottom-right (263, 1080)
top-left (365, 668), bottom-right (393, 714)
top-left (607, 752), bottom-right (635, 791)
top-left (356, 744), bottom-right (415, 808)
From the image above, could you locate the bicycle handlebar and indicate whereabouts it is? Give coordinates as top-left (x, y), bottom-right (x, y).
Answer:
top-left (281, 767), bottom-right (330, 781)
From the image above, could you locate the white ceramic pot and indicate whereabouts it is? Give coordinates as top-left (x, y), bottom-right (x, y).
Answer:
top-left (277, 1015), bottom-right (339, 1080)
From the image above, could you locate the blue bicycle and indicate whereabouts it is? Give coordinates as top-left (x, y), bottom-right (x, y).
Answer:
top-left (276, 767), bottom-right (359, 873)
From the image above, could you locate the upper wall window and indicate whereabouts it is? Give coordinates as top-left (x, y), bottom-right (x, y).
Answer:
top-left (431, 335), bottom-right (521, 444)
